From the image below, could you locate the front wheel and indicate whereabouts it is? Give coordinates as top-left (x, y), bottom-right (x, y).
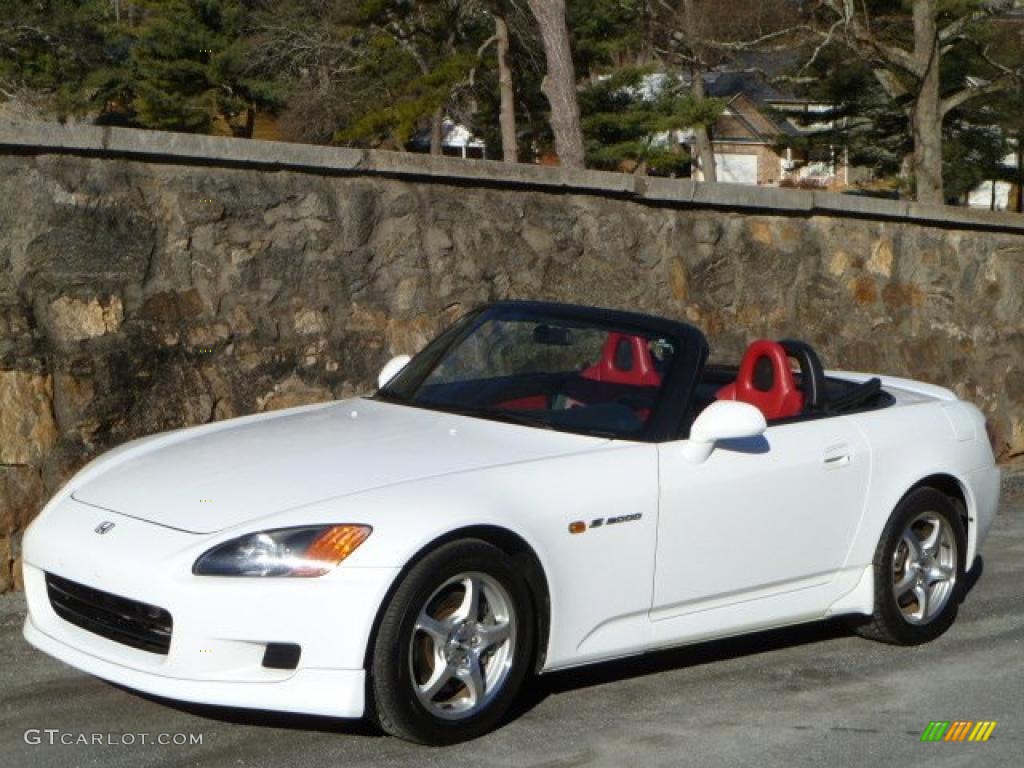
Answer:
top-left (368, 540), bottom-right (534, 744)
top-left (851, 487), bottom-right (966, 645)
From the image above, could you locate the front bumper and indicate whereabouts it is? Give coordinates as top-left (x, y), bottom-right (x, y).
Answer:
top-left (23, 613), bottom-right (367, 717)
top-left (21, 500), bottom-right (400, 718)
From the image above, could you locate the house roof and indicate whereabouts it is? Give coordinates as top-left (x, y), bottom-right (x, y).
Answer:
top-left (713, 95), bottom-right (773, 143)
top-left (704, 71), bottom-right (798, 105)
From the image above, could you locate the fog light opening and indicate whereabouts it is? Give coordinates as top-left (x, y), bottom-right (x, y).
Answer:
top-left (262, 643), bottom-right (302, 670)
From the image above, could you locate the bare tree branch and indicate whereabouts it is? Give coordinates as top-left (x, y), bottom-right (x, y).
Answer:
top-left (797, 18), bottom-right (845, 75)
top-left (941, 72), bottom-right (1022, 117)
top-left (939, 10), bottom-right (990, 44)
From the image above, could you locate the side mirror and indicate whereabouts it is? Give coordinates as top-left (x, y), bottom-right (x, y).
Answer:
top-left (377, 354), bottom-right (411, 390)
top-left (682, 401), bottom-right (767, 463)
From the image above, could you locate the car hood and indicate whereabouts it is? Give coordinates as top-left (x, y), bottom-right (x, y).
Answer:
top-left (71, 398), bottom-right (606, 534)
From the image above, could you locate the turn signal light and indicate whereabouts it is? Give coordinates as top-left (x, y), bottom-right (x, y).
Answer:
top-left (305, 525), bottom-right (373, 566)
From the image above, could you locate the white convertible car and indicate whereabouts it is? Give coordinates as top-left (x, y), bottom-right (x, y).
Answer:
top-left (23, 301), bottom-right (1000, 743)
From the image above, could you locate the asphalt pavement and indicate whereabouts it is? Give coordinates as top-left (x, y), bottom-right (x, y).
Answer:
top-left (2, 468), bottom-right (1022, 768)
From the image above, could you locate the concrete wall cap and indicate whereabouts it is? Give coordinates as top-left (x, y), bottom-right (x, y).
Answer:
top-left (2, 121), bottom-right (1023, 232)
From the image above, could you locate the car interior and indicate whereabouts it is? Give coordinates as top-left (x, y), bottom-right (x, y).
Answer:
top-left (418, 331), bottom-right (892, 436)
top-left (416, 329), bottom-right (669, 434)
top-left (693, 338), bottom-right (893, 425)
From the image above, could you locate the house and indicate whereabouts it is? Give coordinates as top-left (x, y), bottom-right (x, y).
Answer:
top-left (966, 145), bottom-right (1022, 213)
top-left (688, 71), bottom-right (853, 187)
top-left (408, 119), bottom-right (486, 159)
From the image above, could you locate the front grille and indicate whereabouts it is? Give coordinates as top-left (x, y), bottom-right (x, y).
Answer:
top-left (45, 573), bottom-right (173, 655)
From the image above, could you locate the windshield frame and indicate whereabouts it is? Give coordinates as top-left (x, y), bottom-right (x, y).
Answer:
top-left (374, 301), bottom-right (708, 442)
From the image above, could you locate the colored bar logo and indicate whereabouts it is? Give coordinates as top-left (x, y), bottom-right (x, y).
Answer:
top-left (920, 721), bottom-right (997, 742)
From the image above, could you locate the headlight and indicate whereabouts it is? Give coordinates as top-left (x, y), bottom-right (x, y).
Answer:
top-left (193, 525), bottom-right (372, 577)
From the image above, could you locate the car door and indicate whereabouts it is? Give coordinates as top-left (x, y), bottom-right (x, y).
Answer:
top-left (650, 415), bottom-right (871, 645)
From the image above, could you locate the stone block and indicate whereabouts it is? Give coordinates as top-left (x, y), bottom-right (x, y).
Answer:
top-left (44, 294), bottom-right (123, 344)
top-left (0, 371), bottom-right (57, 464)
top-left (0, 465), bottom-right (46, 534)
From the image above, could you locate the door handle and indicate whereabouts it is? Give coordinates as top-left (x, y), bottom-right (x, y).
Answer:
top-left (824, 444), bottom-right (852, 469)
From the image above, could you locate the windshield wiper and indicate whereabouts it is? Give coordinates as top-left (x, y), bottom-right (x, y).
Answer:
top-left (425, 404), bottom-right (556, 431)
top-left (475, 407), bottom-right (556, 430)
top-left (384, 399), bottom-right (556, 431)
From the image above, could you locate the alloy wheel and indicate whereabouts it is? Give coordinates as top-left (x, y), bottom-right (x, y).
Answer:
top-left (408, 572), bottom-right (517, 720)
top-left (891, 511), bottom-right (958, 625)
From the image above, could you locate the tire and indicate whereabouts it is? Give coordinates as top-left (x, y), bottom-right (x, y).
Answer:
top-left (368, 539), bottom-right (535, 744)
top-left (851, 487), bottom-right (967, 645)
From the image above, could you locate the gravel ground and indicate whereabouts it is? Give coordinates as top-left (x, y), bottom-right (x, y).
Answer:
top-left (2, 465), bottom-right (1022, 768)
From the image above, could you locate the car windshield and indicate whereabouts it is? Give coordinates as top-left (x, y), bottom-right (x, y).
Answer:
top-left (378, 306), bottom-right (681, 438)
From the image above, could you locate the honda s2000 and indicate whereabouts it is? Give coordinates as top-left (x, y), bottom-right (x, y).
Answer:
top-left (23, 301), bottom-right (1000, 743)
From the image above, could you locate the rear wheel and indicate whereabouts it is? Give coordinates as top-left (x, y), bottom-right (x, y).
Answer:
top-left (368, 539), bottom-right (534, 744)
top-left (852, 488), bottom-right (966, 645)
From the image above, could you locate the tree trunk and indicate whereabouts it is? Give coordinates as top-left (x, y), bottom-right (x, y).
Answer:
top-left (526, 0), bottom-right (585, 169)
top-left (680, 1), bottom-right (715, 183)
top-left (691, 69), bottom-right (717, 183)
top-left (430, 107), bottom-right (444, 156)
top-left (910, 0), bottom-right (944, 205)
top-left (1017, 135), bottom-right (1023, 214)
top-left (243, 105), bottom-right (255, 139)
top-left (495, 14), bottom-right (518, 163)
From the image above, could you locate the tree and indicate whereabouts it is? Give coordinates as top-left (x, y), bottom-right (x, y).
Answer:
top-left (0, 0), bottom-right (114, 119)
top-left (246, 0), bottom-right (531, 157)
top-left (579, 67), bottom-right (724, 175)
top-left (988, 82), bottom-right (1024, 212)
top-left (108, 0), bottom-right (276, 134)
top-left (569, 0), bottom-right (649, 75)
top-left (782, 44), bottom-right (910, 188)
top-left (568, 0), bottom-right (702, 173)
top-left (466, 0), bottom-right (522, 161)
top-left (465, 3), bottom-right (549, 163)
top-left (648, 0), bottom-right (800, 183)
top-left (494, 10), bottom-right (517, 162)
top-left (525, 0), bottom-right (584, 168)
top-left (808, 0), bottom-right (1024, 205)
top-left (243, 1), bottom-right (369, 144)
top-left (649, 0), bottom-right (720, 181)
top-left (320, 1), bottom-right (495, 153)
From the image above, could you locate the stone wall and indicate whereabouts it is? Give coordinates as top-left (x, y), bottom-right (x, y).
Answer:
top-left (1, 123), bottom-right (1023, 591)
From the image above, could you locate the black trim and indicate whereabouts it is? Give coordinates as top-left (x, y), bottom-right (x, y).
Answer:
top-left (825, 377), bottom-right (886, 415)
top-left (262, 643), bottom-right (302, 670)
top-left (778, 339), bottom-right (826, 412)
top-left (46, 573), bottom-right (173, 655)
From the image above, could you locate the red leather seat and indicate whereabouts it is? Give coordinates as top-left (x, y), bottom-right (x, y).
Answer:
top-left (581, 333), bottom-right (662, 387)
top-left (717, 339), bottom-right (804, 420)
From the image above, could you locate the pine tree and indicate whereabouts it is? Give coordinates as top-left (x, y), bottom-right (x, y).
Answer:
top-left (330, 1), bottom-right (491, 151)
top-left (0, 0), bottom-right (113, 119)
top-left (115, 0), bottom-right (278, 134)
top-left (806, 0), bottom-right (1024, 204)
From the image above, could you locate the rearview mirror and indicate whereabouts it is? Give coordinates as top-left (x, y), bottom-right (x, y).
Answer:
top-left (533, 324), bottom-right (573, 346)
top-left (682, 401), bottom-right (767, 463)
top-left (377, 354), bottom-right (411, 390)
